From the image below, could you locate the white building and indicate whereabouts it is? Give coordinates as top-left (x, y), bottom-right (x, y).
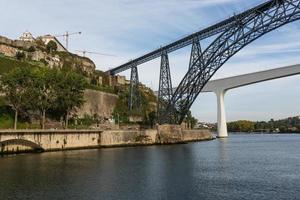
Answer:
top-left (19, 31), bottom-right (35, 42)
top-left (19, 31), bottom-right (67, 52)
top-left (38, 35), bottom-right (68, 52)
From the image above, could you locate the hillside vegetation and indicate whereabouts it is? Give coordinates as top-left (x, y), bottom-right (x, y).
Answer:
top-left (227, 117), bottom-right (300, 133)
top-left (0, 52), bottom-right (158, 129)
top-left (0, 54), bottom-right (44, 74)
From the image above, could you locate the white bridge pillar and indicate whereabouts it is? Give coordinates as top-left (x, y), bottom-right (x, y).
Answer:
top-left (215, 89), bottom-right (228, 138)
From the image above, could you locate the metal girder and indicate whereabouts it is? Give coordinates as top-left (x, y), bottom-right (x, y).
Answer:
top-left (157, 51), bottom-right (173, 123)
top-left (129, 63), bottom-right (141, 111)
top-left (161, 0), bottom-right (300, 124)
top-left (107, 0), bottom-right (279, 75)
top-left (189, 38), bottom-right (203, 70)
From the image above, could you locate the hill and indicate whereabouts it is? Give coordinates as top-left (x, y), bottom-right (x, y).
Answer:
top-left (0, 34), bottom-right (158, 129)
top-left (227, 116), bottom-right (300, 133)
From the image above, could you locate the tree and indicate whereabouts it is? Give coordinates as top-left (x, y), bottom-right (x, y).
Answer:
top-left (46, 41), bottom-right (57, 53)
top-left (227, 120), bottom-right (254, 132)
top-left (30, 68), bottom-right (59, 129)
top-left (112, 90), bottom-right (130, 123)
top-left (16, 51), bottom-right (26, 60)
top-left (184, 111), bottom-right (198, 129)
top-left (148, 111), bottom-right (157, 128)
top-left (0, 67), bottom-right (34, 129)
top-left (27, 46), bottom-right (36, 52)
top-left (55, 71), bottom-right (86, 128)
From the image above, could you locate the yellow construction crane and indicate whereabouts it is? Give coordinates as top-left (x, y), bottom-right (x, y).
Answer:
top-left (55, 31), bottom-right (82, 50)
top-left (75, 50), bottom-right (117, 58)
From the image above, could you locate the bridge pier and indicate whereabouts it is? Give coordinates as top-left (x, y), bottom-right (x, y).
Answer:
top-left (158, 51), bottom-right (173, 123)
top-left (129, 63), bottom-right (141, 111)
top-left (215, 89), bottom-right (228, 138)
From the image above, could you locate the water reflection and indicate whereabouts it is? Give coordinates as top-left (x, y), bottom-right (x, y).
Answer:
top-left (0, 134), bottom-right (299, 200)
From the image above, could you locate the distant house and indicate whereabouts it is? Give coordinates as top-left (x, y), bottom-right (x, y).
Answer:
top-left (19, 31), bottom-right (35, 42)
top-left (38, 35), bottom-right (68, 52)
top-left (19, 31), bottom-right (68, 52)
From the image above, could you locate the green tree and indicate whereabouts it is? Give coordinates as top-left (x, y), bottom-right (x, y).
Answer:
top-left (184, 111), bottom-right (198, 129)
top-left (0, 67), bottom-right (34, 129)
top-left (227, 120), bottom-right (255, 132)
top-left (46, 41), bottom-right (58, 53)
top-left (148, 111), bottom-right (157, 128)
top-left (112, 90), bottom-right (130, 123)
top-left (27, 46), bottom-right (36, 52)
top-left (55, 71), bottom-right (86, 128)
top-left (30, 68), bottom-right (59, 129)
top-left (16, 51), bottom-right (26, 60)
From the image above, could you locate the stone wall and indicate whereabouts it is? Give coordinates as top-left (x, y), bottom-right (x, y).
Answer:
top-left (0, 128), bottom-right (213, 154)
top-left (76, 89), bottom-right (118, 120)
top-left (157, 125), bottom-right (183, 144)
top-left (0, 130), bottom-right (101, 153)
top-left (101, 130), bottom-right (157, 147)
top-left (182, 129), bottom-right (213, 142)
top-left (0, 36), bottom-right (32, 49)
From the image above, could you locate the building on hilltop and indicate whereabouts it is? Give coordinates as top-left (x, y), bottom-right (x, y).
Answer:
top-left (19, 31), bottom-right (68, 52)
top-left (38, 35), bottom-right (68, 52)
top-left (19, 31), bottom-right (35, 42)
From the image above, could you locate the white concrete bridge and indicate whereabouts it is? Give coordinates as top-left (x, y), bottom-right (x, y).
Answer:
top-left (170, 64), bottom-right (300, 138)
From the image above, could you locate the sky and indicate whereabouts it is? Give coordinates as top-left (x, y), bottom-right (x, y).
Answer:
top-left (1, 0), bottom-right (300, 122)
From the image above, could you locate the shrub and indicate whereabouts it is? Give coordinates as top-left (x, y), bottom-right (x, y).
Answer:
top-left (27, 46), bottom-right (36, 52)
top-left (39, 58), bottom-right (48, 66)
top-left (46, 41), bottom-right (57, 53)
top-left (16, 51), bottom-right (25, 60)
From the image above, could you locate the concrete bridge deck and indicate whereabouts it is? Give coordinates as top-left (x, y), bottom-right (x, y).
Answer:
top-left (201, 64), bottom-right (300, 92)
top-left (168, 64), bottom-right (300, 137)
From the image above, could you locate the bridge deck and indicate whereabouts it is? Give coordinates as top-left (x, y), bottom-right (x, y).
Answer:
top-left (202, 64), bottom-right (300, 92)
top-left (157, 64), bottom-right (300, 95)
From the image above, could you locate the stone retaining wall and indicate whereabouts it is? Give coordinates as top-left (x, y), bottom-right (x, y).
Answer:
top-left (0, 127), bottom-right (213, 154)
top-left (182, 129), bottom-right (213, 142)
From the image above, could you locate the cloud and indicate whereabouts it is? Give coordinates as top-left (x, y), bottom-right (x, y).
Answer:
top-left (1, 0), bottom-right (300, 122)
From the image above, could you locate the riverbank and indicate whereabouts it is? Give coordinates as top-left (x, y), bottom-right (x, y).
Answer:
top-left (0, 125), bottom-right (213, 155)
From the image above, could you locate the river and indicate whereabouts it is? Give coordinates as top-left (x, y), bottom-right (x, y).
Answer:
top-left (0, 134), bottom-right (299, 200)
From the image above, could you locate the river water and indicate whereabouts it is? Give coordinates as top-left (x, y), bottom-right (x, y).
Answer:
top-left (0, 134), bottom-right (299, 200)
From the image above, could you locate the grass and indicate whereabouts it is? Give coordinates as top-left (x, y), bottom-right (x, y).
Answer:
top-left (0, 54), bottom-right (44, 75)
top-left (0, 100), bottom-right (40, 129)
top-left (0, 115), bottom-right (40, 130)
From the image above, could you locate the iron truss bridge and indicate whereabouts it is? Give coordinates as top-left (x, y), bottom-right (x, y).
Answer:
top-left (106, 0), bottom-right (300, 124)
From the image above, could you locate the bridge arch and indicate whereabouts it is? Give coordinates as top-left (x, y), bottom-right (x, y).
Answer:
top-left (106, 0), bottom-right (300, 124)
top-left (167, 0), bottom-right (300, 124)
top-left (0, 139), bottom-right (44, 154)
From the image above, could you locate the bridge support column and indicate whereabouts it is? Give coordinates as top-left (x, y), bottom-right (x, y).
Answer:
top-left (158, 51), bottom-right (173, 123)
top-left (129, 63), bottom-right (141, 111)
top-left (215, 89), bottom-right (228, 138)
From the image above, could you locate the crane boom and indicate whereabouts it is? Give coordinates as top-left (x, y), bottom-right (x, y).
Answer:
top-left (55, 31), bottom-right (82, 50)
top-left (76, 50), bottom-right (117, 57)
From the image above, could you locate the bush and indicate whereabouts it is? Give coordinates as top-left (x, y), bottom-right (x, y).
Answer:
top-left (46, 41), bottom-right (58, 53)
top-left (16, 51), bottom-right (25, 60)
top-left (39, 58), bottom-right (48, 66)
top-left (27, 46), bottom-right (36, 52)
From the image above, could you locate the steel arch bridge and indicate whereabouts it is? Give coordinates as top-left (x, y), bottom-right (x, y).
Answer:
top-left (107, 0), bottom-right (300, 124)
